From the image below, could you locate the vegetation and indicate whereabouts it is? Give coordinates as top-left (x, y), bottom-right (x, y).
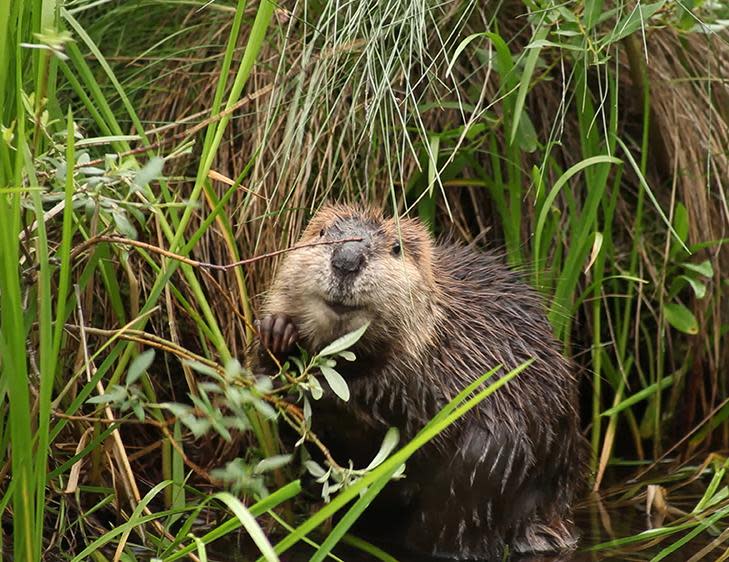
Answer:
top-left (1, 0), bottom-right (728, 560)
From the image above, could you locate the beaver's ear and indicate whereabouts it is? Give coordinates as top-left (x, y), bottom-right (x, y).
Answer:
top-left (398, 216), bottom-right (431, 242)
top-left (393, 216), bottom-right (433, 260)
top-left (300, 205), bottom-right (336, 239)
top-left (391, 216), bottom-right (435, 285)
top-left (302, 203), bottom-right (353, 238)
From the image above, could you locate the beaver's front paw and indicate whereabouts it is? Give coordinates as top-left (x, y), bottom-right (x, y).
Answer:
top-left (257, 313), bottom-right (298, 356)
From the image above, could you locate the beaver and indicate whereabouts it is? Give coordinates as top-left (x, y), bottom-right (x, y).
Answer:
top-left (257, 204), bottom-right (588, 560)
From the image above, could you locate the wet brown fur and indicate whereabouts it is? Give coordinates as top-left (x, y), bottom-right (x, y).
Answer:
top-left (261, 204), bottom-right (589, 560)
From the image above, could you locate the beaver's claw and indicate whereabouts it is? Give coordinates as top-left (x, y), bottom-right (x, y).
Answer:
top-left (257, 313), bottom-right (298, 356)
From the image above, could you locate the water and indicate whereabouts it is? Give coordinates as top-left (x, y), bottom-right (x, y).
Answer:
top-left (210, 477), bottom-right (716, 562)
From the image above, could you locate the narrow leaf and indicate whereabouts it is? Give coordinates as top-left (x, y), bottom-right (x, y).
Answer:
top-left (212, 493), bottom-right (279, 562)
top-left (601, 375), bottom-right (674, 417)
top-left (254, 455), bottom-right (292, 474)
top-left (672, 202), bottom-right (689, 244)
top-left (617, 137), bottom-right (688, 253)
top-left (319, 366), bottom-right (350, 402)
top-left (308, 376), bottom-right (324, 400)
top-left (126, 349), bottom-right (155, 385)
top-left (680, 275), bottom-right (706, 299)
top-left (682, 260), bottom-right (713, 278)
top-left (304, 460), bottom-right (327, 479)
top-left (664, 303), bottom-right (699, 334)
top-left (584, 232), bottom-right (603, 273)
top-left (364, 428), bottom-right (400, 471)
top-left (510, 25), bottom-right (549, 145)
top-left (338, 351), bottom-right (356, 362)
top-left (319, 322), bottom-right (370, 357)
top-left (609, 1), bottom-right (666, 44)
top-left (133, 156), bottom-right (164, 189)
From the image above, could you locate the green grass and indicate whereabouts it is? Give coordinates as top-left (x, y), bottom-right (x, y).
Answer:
top-left (1, 0), bottom-right (728, 559)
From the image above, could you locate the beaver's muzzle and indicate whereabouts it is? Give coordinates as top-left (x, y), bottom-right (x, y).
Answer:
top-left (331, 241), bottom-right (367, 277)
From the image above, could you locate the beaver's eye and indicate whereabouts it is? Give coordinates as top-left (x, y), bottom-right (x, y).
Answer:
top-left (319, 228), bottom-right (325, 237)
top-left (392, 241), bottom-right (401, 256)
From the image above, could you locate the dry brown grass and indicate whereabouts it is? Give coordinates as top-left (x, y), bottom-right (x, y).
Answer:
top-left (108, 0), bottom-right (729, 455)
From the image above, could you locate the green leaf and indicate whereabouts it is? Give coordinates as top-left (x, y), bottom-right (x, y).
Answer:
top-left (510, 25), bottom-right (549, 145)
top-left (680, 275), bottom-right (706, 299)
top-left (689, 401), bottom-right (729, 448)
top-left (672, 202), bottom-right (689, 244)
top-left (212, 493), bottom-right (280, 562)
top-left (608, 1), bottom-right (666, 44)
top-left (162, 402), bottom-right (193, 417)
top-left (155, 482), bottom-right (302, 561)
top-left (112, 209), bottom-right (137, 239)
top-left (183, 417), bottom-right (213, 438)
top-left (650, 504), bottom-right (729, 561)
top-left (254, 455), bottom-right (292, 474)
top-left (338, 351), bottom-right (356, 362)
top-left (126, 349), bottom-right (155, 385)
top-left (426, 134), bottom-right (440, 197)
top-left (589, 504), bottom-right (729, 553)
top-left (534, 155), bottom-right (622, 278)
top-left (616, 137), bottom-right (688, 254)
top-left (131, 402), bottom-right (145, 421)
top-left (584, 0), bottom-right (606, 29)
top-left (70, 481), bottom-right (174, 562)
top-left (664, 302), bottom-right (699, 334)
top-left (682, 260), bottom-right (713, 278)
top-left (252, 399), bottom-right (277, 420)
top-left (304, 460), bottom-right (327, 479)
top-left (290, 356), bottom-right (305, 374)
top-left (601, 375), bottom-right (674, 417)
top-left (87, 385), bottom-right (128, 404)
top-left (340, 535), bottom-right (400, 562)
top-left (447, 32), bottom-right (492, 76)
top-left (310, 465), bottom-right (394, 562)
top-left (693, 468), bottom-right (727, 513)
top-left (133, 156), bottom-right (164, 190)
top-left (318, 322), bottom-right (370, 357)
top-left (364, 428), bottom-right (400, 471)
top-left (308, 375), bottom-right (323, 400)
top-left (183, 360), bottom-right (220, 378)
top-left (303, 396), bottom-right (312, 423)
top-left (515, 110), bottom-right (538, 153)
top-left (319, 366), bottom-right (350, 402)
top-left (485, 32), bottom-right (514, 83)
top-left (524, 38), bottom-right (585, 52)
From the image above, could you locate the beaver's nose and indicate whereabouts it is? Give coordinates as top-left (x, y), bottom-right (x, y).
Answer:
top-left (331, 243), bottom-right (366, 276)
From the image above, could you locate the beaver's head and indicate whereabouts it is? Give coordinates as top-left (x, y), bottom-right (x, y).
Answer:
top-left (264, 204), bottom-right (440, 355)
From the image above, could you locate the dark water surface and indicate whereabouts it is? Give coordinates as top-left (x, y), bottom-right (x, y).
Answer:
top-left (210, 482), bottom-right (717, 562)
